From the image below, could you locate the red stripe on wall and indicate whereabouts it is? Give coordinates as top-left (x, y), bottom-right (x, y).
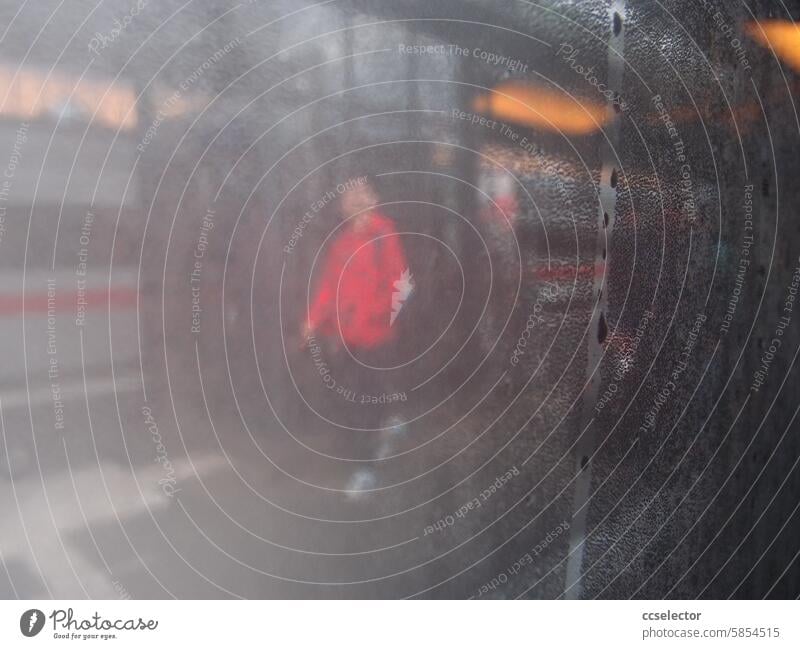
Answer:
top-left (0, 287), bottom-right (138, 317)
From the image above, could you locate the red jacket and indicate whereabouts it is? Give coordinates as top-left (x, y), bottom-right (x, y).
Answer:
top-left (308, 211), bottom-right (408, 349)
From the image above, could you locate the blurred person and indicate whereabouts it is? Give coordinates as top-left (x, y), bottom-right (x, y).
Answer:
top-left (303, 176), bottom-right (409, 350)
top-left (302, 176), bottom-right (413, 493)
top-left (476, 170), bottom-right (523, 366)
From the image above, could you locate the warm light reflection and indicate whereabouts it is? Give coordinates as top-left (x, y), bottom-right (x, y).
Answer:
top-left (746, 20), bottom-right (800, 73)
top-left (149, 82), bottom-right (205, 119)
top-left (480, 142), bottom-right (582, 180)
top-left (472, 81), bottom-right (610, 135)
top-left (0, 64), bottom-right (138, 130)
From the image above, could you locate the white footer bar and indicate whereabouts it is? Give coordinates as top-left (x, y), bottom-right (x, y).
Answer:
top-left (0, 600), bottom-right (796, 647)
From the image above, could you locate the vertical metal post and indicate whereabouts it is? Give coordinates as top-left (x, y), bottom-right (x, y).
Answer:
top-left (564, 0), bottom-right (627, 599)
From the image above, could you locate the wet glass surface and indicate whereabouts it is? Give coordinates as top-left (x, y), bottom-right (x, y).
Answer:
top-left (0, 0), bottom-right (798, 598)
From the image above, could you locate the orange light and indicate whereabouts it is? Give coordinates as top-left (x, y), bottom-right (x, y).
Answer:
top-left (472, 81), bottom-right (610, 135)
top-left (746, 20), bottom-right (800, 73)
top-left (0, 64), bottom-right (138, 130)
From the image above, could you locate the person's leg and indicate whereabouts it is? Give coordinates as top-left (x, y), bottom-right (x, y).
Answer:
top-left (361, 342), bottom-right (410, 459)
top-left (342, 342), bottom-right (406, 498)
